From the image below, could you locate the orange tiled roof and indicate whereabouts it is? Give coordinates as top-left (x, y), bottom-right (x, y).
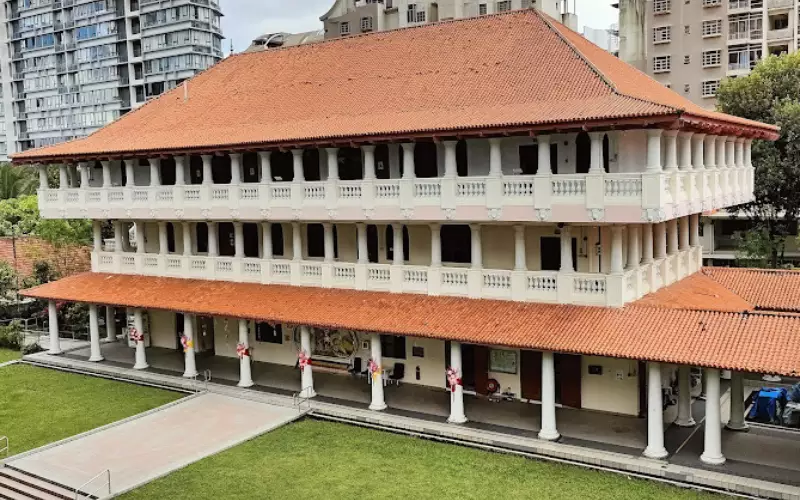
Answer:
top-left (703, 267), bottom-right (800, 313)
top-left (634, 272), bottom-right (755, 313)
top-left (21, 273), bottom-right (800, 377)
top-left (13, 10), bottom-right (777, 163)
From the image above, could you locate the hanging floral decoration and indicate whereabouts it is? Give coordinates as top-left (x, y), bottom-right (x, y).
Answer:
top-left (180, 335), bottom-right (193, 353)
top-left (298, 350), bottom-right (312, 370)
top-left (446, 366), bottom-right (462, 393)
top-left (236, 343), bottom-right (250, 359)
top-left (368, 359), bottom-right (382, 381)
top-left (129, 327), bottom-right (144, 343)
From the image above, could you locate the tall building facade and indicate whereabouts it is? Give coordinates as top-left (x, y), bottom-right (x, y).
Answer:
top-left (618, 0), bottom-right (793, 110)
top-left (0, 0), bottom-right (224, 158)
top-left (320, 0), bottom-right (577, 38)
top-left (583, 24), bottom-right (620, 54)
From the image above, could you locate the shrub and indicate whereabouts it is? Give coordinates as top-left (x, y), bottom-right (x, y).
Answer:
top-left (0, 321), bottom-right (23, 350)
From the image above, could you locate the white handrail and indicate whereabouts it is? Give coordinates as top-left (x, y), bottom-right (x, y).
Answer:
top-left (0, 436), bottom-right (8, 457)
top-left (292, 387), bottom-right (313, 413)
top-left (75, 469), bottom-right (110, 500)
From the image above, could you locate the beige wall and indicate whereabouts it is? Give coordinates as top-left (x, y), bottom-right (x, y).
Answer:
top-left (581, 356), bottom-right (640, 416)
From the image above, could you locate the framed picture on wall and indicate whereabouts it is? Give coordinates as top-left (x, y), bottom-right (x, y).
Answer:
top-left (489, 349), bottom-right (517, 375)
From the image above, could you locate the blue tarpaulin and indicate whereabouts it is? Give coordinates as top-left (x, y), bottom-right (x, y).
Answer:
top-left (749, 388), bottom-right (788, 424)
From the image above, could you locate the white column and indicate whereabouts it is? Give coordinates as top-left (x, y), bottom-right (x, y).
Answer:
top-left (37, 165), bottom-right (48, 189)
top-left (47, 300), bottom-right (61, 355)
top-left (560, 226), bottom-right (574, 272)
top-left (641, 223), bottom-right (654, 264)
top-left (678, 132), bottom-right (693, 170)
top-left (292, 149), bottom-right (305, 182)
top-left (237, 319), bottom-right (254, 387)
top-left (230, 154), bottom-right (242, 185)
top-left (79, 162), bottom-right (90, 187)
top-left (726, 371), bottom-right (748, 431)
top-left (654, 222), bottom-right (667, 260)
top-left (689, 214), bottom-right (700, 247)
top-left (357, 223), bottom-right (368, 264)
top-left (69, 165), bottom-right (79, 187)
top-left (704, 135), bottom-right (717, 169)
top-left (692, 133), bottom-right (705, 170)
top-left (725, 137), bottom-right (736, 168)
top-left (443, 141), bottom-right (457, 178)
top-left (363, 146), bottom-right (376, 180)
top-left (610, 226), bottom-right (624, 274)
top-left (663, 131), bottom-right (679, 172)
top-left (430, 224), bottom-right (441, 267)
top-left (537, 135), bottom-right (551, 175)
top-left (679, 216), bottom-right (690, 251)
top-left (392, 223), bottom-right (404, 266)
top-left (401, 143), bottom-right (415, 179)
top-left (114, 221), bottom-right (124, 254)
top-left (258, 151), bottom-right (272, 183)
top-left (149, 158), bottom-right (161, 186)
top-left (369, 333), bottom-right (387, 411)
top-left (300, 325), bottom-right (316, 398)
top-left (735, 138), bottom-right (744, 168)
top-left (135, 221), bottom-right (146, 254)
top-left (326, 148), bottom-right (339, 181)
top-left (447, 341), bottom-right (467, 424)
top-left (489, 138), bottom-right (502, 177)
top-left (589, 132), bottom-right (604, 173)
top-left (470, 224), bottom-right (482, 270)
top-left (716, 137), bottom-right (727, 170)
top-left (59, 165), bottom-right (69, 188)
top-left (201, 155), bottom-right (213, 185)
top-left (233, 221), bottom-right (244, 259)
top-left (667, 219), bottom-right (678, 255)
top-left (643, 362), bottom-right (668, 459)
top-left (105, 306), bottom-right (115, 341)
top-left (101, 161), bottom-right (111, 187)
top-left (124, 159), bottom-right (136, 186)
top-left (323, 223), bottom-right (335, 263)
top-left (158, 222), bottom-right (169, 254)
top-left (646, 129), bottom-right (663, 172)
top-left (92, 221), bottom-right (102, 252)
top-left (262, 222), bottom-right (273, 259)
top-left (133, 309), bottom-right (148, 370)
top-left (514, 225), bottom-right (526, 271)
top-left (539, 351), bottom-right (560, 440)
top-left (182, 313), bottom-right (198, 378)
top-left (744, 139), bottom-right (753, 167)
top-left (88, 304), bottom-right (104, 362)
top-left (701, 368), bottom-right (726, 465)
top-left (182, 222), bottom-right (192, 256)
top-left (627, 225), bottom-right (641, 270)
top-left (208, 222), bottom-right (219, 257)
top-left (174, 156), bottom-right (186, 186)
top-left (292, 222), bottom-right (303, 260)
top-left (675, 365), bottom-right (696, 427)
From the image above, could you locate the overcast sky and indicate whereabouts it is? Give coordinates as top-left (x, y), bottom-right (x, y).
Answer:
top-left (220, 1), bottom-right (619, 53)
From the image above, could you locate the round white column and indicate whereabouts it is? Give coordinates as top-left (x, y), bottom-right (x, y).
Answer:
top-left (610, 226), bottom-right (624, 274)
top-left (643, 362), bottom-right (668, 459)
top-left (101, 161), bottom-right (112, 188)
top-left (646, 129), bottom-right (663, 172)
top-left (701, 368), bottom-right (726, 465)
top-left (401, 143), bottom-right (415, 179)
top-left (539, 351), bottom-right (560, 441)
top-left (678, 132), bottom-right (693, 170)
top-left (135, 221), bottom-right (146, 254)
top-left (326, 148), bottom-right (339, 181)
top-left (692, 133), bottom-right (705, 170)
top-left (666, 219), bottom-right (678, 255)
top-left (430, 224), bottom-right (442, 267)
top-left (201, 155), bottom-right (213, 185)
top-left (689, 214), bottom-right (700, 247)
top-left (560, 225), bottom-right (574, 272)
top-left (443, 141), bottom-right (458, 178)
top-left (133, 309), bottom-right (149, 370)
top-left (88, 304), bottom-right (104, 362)
top-left (258, 151), bottom-right (272, 183)
top-left (514, 225), bottom-right (527, 271)
top-left (726, 371), bottom-right (748, 431)
top-left (300, 325), bottom-right (316, 398)
top-left (208, 222), bottom-right (219, 257)
top-left (59, 165), bottom-right (69, 188)
top-left (237, 319), bottom-right (254, 387)
top-left (626, 225), bottom-right (641, 271)
top-left (233, 222), bottom-right (244, 259)
top-left (92, 221), bottom-right (102, 253)
top-left (589, 132), bottom-right (605, 173)
top-left (292, 149), bottom-right (305, 182)
top-left (158, 222), bottom-right (169, 255)
top-left (183, 314), bottom-right (198, 378)
top-left (230, 154), bottom-right (242, 185)
top-left (447, 341), bottom-right (467, 424)
top-left (369, 333), bottom-right (387, 411)
top-left (641, 224), bottom-right (654, 264)
top-left (363, 146), bottom-right (376, 180)
top-left (182, 222), bottom-right (193, 256)
top-left (489, 138), bottom-right (503, 177)
top-left (79, 162), bottom-right (90, 187)
top-left (149, 158), bottom-right (161, 187)
top-left (47, 300), bottom-right (61, 355)
top-left (679, 216), bottom-right (690, 251)
top-left (537, 136), bottom-right (551, 175)
top-left (654, 223), bottom-right (667, 260)
top-left (675, 365), bottom-right (696, 427)
top-left (470, 224), bottom-right (482, 270)
top-left (124, 159), bottom-right (136, 186)
top-left (262, 222), bottom-right (273, 260)
top-left (105, 306), bottom-right (116, 341)
top-left (292, 222), bottom-right (303, 261)
top-left (357, 223), bottom-right (368, 264)
top-left (392, 223), bottom-right (404, 266)
top-left (323, 223), bottom-right (335, 263)
top-left (38, 165), bottom-right (48, 190)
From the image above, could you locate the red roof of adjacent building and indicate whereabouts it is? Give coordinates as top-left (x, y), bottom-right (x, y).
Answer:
top-left (13, 10), bottom-right (777, 163)
top-left (702, 267), bottom-right (800, 313)
top-left (21, 272), bottom-right (800, 377)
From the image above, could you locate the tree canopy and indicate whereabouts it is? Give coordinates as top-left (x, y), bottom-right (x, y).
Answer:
top-left (717, 52), bottom-right (800, 267)
top-left (0, 194), bottom-right (91, 246)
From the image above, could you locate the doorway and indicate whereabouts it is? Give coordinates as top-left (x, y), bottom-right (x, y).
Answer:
top-left (520, 351), bottom-right (582, 408)
top-left (195, 316), bottom-right (215, 355)
top-left (540, 236), bottom-right (577, 272)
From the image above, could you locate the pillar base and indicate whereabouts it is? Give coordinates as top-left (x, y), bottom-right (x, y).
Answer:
top-left (447, 414), bottom-right (468, 425)
top-left (300, 387), bottom-right (317, 399)
top-left (48, 348), bottom-right (63, 356)
top-left (237, 379), bottom-right (255, 388)
top-left (183, 370), bottom-right (199, 379)
top-left (369, 402), bottom-right (388, 411)
top-left (537, 429), bottom-right (561, 442)
top-left (725, 422), bottom-right (749, 432)
top-left (133, 362), bottom-right (149, 370)
top-left (674, 417), bottom-right (696, 428)
top-left (700, 452), bottom-right (726, 466)
top-left (643, 446), bottom-right (669, 460)
top-left (88, 355), bottom-right (105, 363)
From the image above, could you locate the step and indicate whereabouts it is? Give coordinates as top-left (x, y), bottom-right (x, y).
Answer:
top-left (0, 467), bottom-right (82, 500)
top-left (0, 477), bottom-right (62, 500)
top-left (0, 484), bottom-right (33, 500)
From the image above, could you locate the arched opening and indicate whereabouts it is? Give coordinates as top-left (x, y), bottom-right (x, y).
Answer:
top-left (414, 142), bottom-right (438, 178)
top-left (338, 147), bottom-right (363, 181)
top-left (575, 132), bottom-right (591, 174)
top-left (212, 156), bottom-right (232, 184)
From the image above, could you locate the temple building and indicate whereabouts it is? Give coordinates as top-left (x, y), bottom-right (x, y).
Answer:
top-left (14, 10), bottom-right (797, 469)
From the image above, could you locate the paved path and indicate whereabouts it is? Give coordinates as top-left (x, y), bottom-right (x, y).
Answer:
top-left (6, 393), bottom-right (302, 495)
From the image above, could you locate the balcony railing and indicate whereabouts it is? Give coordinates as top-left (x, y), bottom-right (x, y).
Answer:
top-left (91, 247), bottom-right (704, 307)
top-left (39, 169), bottom-right (754, 224)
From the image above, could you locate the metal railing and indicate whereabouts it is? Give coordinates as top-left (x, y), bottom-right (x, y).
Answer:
top-left (0, 436), bottom-right (8, 457)
top-left (292, 387), bottom-right (313, 414)
top-left (75, 469), bottom-right (110, 500)
top-left (191, 369), bottom-right (212, 393)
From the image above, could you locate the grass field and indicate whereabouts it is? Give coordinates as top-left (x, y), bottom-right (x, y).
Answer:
top-left (122, 419), bottom-right (719, 500)
top-left (0, 364), bottom-right (182, 456)
top-left (0, 348), bottom-right (20, 363)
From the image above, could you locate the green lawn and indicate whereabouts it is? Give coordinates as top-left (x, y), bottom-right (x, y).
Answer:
top-left (0, 364), bottom-right (182, 456)
top-left (122, 420), bottom-right (718, 500)
top-left (0, 348), bottom-right (20, 363)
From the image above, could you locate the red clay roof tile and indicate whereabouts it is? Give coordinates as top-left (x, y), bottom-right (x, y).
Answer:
top-left (633, 272), bottom-right (754, 313)
top-left (702, 267), bottom-right (800, 313)
top-left (13, 10), bottom-right (777, 163)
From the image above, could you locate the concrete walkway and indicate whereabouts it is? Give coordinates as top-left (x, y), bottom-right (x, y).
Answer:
top-left (5, 393), bottom-right (303, 496)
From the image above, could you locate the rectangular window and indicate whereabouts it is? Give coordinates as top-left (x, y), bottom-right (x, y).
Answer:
top-left (478, 3), bottom-right (487, 15)
top-left (255, 323), bottom-right (282, 344)
top-left (703, 0), bottom-right (722, 6)
top-left (381, 335), bottom-right (406, 359)
top-left (653, 55), bottom-right (671, 73)
top-left (684, 55), bottom-right (691, 65)
top-left (652, 25), bottom-right (671, 43)
top-left (653, 0), bottom-right (671, 14)
top-left (496, 0), bottom-right (511, 12)
top-left (702, 80), bottom-right (720, 97)
top-left (702, 19), bottom-right (722, 37)
top-left (360, 16), bottom-right (373, 32)
top-left (339, 21), bottom-right (350, 35)
top-left (702, 49), bottom-right (721, 67)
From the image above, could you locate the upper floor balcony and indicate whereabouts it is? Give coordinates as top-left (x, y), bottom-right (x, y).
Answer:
top-left (35, 130), bottom-right (755, 225)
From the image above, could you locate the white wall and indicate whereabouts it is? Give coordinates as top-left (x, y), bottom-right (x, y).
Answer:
top-left (149, 309), bottom-right (178, 350)
top-left (581, 356), bottom-right (640, 416)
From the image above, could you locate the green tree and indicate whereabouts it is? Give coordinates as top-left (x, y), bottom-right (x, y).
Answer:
top-left (717, 52), bottom-right (800, 268)
top-left (0, 163), bottom-right (37, 200)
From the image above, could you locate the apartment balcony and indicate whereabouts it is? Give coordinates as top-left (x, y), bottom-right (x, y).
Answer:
top-left (38, 168), bottom-right (754, 224)
top-left (91, 246), bottom-right (703, 308)
top-left (767, 0), bottom-right (793, 9)
top-left (767, 26), bottom-right (793, 40)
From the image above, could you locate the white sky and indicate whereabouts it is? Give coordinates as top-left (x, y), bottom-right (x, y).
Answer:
top-left (220, 1), bottom-right (619, 53)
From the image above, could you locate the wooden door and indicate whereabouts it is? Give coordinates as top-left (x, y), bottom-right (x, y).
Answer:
top-left (557, 354), bottom-right (582, 409)
top-left (520, 350), bottom-right (542, 401)
top-left (473, 346), bottom-right (489, 396)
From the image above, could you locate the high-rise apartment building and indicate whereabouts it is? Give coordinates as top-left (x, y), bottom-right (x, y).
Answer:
top-left (0, 0), bottom-right (224, 158)
top-left (320, 0), bottom-right (577, 38)
top-left (618, 0), bottom-right (793, 110)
